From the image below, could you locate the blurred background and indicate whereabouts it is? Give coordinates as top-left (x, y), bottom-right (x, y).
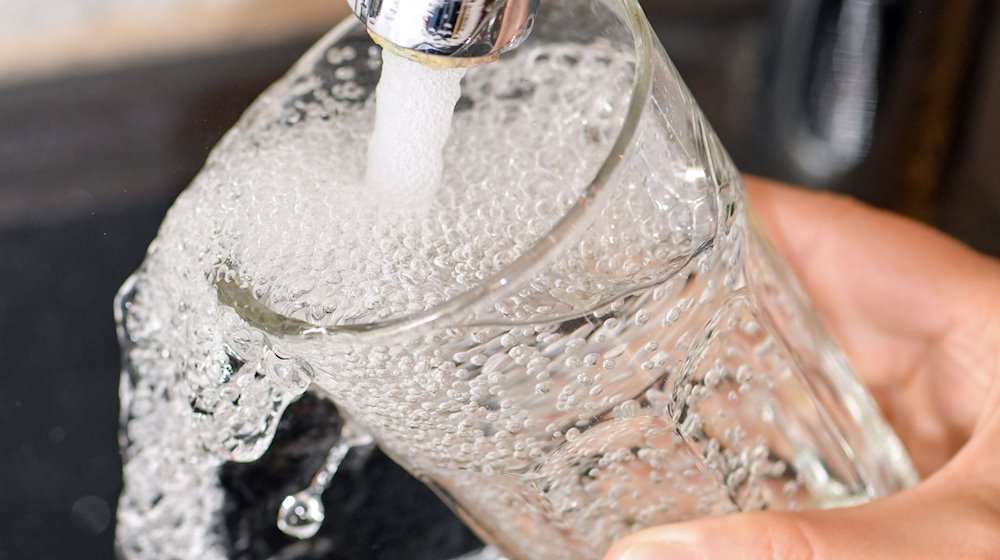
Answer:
top-left (1, 0), bottom-right (997, 558)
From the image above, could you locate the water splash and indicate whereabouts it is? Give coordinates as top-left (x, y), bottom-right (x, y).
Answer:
top-left (276, 422), bottom-right (375, 539)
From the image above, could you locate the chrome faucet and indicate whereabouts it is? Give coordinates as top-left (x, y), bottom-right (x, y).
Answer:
top-left (347, 0), bottom-right (540, 68)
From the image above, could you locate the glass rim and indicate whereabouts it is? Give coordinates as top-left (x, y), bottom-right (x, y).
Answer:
top-left (276, 0), bottom-right (655, 339)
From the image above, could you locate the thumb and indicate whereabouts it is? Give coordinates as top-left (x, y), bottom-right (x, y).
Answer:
top-left (602, 472), bottom-right (999, 560)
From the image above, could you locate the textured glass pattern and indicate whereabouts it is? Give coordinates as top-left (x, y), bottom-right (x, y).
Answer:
top-left (116, 2), bottom-right (915, 559)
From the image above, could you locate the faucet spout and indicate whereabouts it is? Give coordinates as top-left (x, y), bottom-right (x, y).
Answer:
top-left (347, 0), bottom-right (540, 68)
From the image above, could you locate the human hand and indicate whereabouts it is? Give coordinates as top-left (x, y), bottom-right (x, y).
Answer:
top-left (604, 176), bottom-right (1000, 559)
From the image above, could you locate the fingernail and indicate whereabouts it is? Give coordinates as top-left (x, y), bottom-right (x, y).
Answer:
top-left (613, 541), bottom-right (701, 560)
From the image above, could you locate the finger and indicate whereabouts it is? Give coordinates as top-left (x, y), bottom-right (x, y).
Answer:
top-left (744, 176), bottom-right (993, 380)
top-left (743, 176), bottom-right (1000, 470)
top-left (603, 469), bottom-right (1000, 560)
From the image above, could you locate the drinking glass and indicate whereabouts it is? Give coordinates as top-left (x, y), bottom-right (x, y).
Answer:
top-left (117, 1), bottom-right (916, 558)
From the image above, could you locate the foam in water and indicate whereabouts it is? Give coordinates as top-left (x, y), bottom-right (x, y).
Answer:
top-left (197, 43), bottom-right (624, 328)
top-left (366, 52), bottom-right (467, 202)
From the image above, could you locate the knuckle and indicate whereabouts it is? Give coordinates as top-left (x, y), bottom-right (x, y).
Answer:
top-left (752, 515), bottom-right (821, 560)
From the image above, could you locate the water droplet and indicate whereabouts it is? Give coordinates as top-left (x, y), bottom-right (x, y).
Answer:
top-left (634, 309), bottom-right (650, 326)
top-left (617, 399), bottom-right (641, 418)
top-left (277, 491), bottom-right (325, 540)
top-left (334, 66), bottom-right (357, 81)
top-left (703, 365), bottom-right (725, 387)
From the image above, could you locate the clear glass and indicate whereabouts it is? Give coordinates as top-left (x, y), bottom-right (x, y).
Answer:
top-left (116, 1), bottom-right (916, 559)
